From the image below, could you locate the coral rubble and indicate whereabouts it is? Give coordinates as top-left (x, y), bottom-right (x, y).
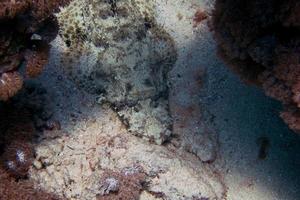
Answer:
top-left (56, 0), bottom-right (177, 144)
top-left (212, 0), bottom-right (300, 132)
top-left (97, 166), bottom-right (146, 200)
top-left (0, 0), bottom-right (70, 101)
top-left (29, 106), bottom-right (225, 199)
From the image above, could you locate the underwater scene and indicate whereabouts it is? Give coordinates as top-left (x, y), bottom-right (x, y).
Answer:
top-left (0, 0), bottom-right (299, 199)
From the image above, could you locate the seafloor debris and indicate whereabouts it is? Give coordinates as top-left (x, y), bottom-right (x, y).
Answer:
top-left (0, 0), bottom-right (70, 101)
top-left (97, 166), bottom-right (146, 200)
top-left (55, 0), bottom-right (177, 144)
top-left (212, 0), bottom-right (300, 133)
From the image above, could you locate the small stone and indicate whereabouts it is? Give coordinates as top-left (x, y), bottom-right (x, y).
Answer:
top-left (31, 34), bottom-right (42, 40)
top-left (100, 177), bottom-right (120, 195)
top-left (33, 160), bottom-right (43, 170)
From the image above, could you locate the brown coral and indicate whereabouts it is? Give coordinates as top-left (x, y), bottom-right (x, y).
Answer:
top-left (0, 72), bottom-right (23, 101)
top-left (25, 48), bottom-right (49, 78)
top-left (212, 0), bottom-right (300, 133)
top-left (0, 167), bottom-right (62, 200)
top-left (0, 0), bottom-right (70, 101)
top-left (0, 1), bottom-right (30, 20)
top-left (0, 105), bottom-right (36, 179)
top-left (0, 0), bottom-right (70, 21)
top-left (1, 141), bottom-right (34, 178)
top-left (0, 70), bottom-right (65, 199)
top-left (0, 97), bottom-right (65, 200)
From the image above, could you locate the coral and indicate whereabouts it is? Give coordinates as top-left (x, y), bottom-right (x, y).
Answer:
top-left (25, 48), bottom-right (50, 78)
top-left (0, 0), bottom-right (70, 21)
top-left (212, 0), bottom-right (300, 132)
top-left (0, 167), bottom-right (62, 200)
top-left (2, 141), bottom-right (34, 178)
top-left (0, 104), bottom-right (37, 179)
top-left (97, 166), bottom-right (146, 200)
top-left (55, 0), bottom-right (177, 144)
top-left (0, 72), bottom-right (23, 101)
top-left (0, 115), bottom-right (59, 200)
top-left (0, 0), bottom-right (70, 101)
top-left (0, 1), bottom-right (30, 19)
top-left (0, 83), bottom-right (62, 199)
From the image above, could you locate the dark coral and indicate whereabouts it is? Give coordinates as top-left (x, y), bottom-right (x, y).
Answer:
top-left (0, 72), bottom-right (23, 101)
top-left (0, 91), bottom-right (64, 200)
top-left (2, 140), bottom-right (34, 178)
top-left (212, 0), bottom-right (300, 133)
top-left (0, 0), bottom-right (70, 101)
top-left (25, 48), bottom-right (49, 78)
top-left (0, 167), bottom-right (61, 200)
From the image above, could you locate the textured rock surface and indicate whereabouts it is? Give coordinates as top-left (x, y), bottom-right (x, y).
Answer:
top-left (29, 79), bottom-right (225, 199)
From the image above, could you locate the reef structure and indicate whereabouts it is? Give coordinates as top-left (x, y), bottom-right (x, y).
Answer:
top-left (212, 0), bottom-right (300, 133)
top-left (55, 0), bottom-right (177, 144)
top-left (0, 102), bottom-right (63, 200)
top-left (0, 1), bottom-right (71, 199)
top-left (0, 0), bottom-right (70, 101)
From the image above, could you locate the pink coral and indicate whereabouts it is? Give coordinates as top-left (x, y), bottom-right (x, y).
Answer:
top-left (0, 0), bottom-right (70, 101)
top-left (2, 141), bottom-right (34, 178)
top-left (212, 0), bottom-right (300, 133)
top-left (0, 72), bottom-right (23, 101)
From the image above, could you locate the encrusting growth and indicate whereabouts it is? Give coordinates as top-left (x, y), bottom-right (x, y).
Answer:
top-left (97, 166), bottom-right (146, 200)
top-left (25, 48), bottom-right (50, 78)
top-left (2, 141), bottom-right (34, 178)
top-left (0, 72), bottom-right (23, 101)
top-left (0, 1), bottom-right (71, 199)
top-left (212, 0), bottom-right (300, 133)
top-left (0, 168), bottom-right (62, 200)
top-left (0, 101), bottom-right (66, 200)
top-left (0, 0), bottom-right (70, 101)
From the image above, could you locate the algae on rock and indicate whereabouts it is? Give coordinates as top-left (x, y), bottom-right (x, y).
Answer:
top-left (55, 0), bottom-right (177, 144)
